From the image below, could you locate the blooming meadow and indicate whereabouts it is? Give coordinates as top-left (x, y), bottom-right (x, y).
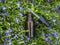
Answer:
top-left (0, 0), bottom-right (60, 45)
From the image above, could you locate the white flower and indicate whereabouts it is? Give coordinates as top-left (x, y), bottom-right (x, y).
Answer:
top-left (2, 6), bottom-right (6, 10)
top-left (9, 42), bottom-right (11, 45)
top-left (7, 28), bottom-right (12, 33)
top-left (52, 19), bottom-right (56, 23)
top-left (19, 7), bottom-right (23, 11)
top-left (14, 35), bottom-right (18, 38)
top-left (20, 13), bottom-right (23, 17)
top-left (26, 37), bottom-right (30, 41)
top-left (8, 40), bottom-right (12, 45)
top-left (56, 36), bottom-right (59, 39)
top-left (15, 18), bottom-right (19, 23)
top-left (16, 2), bottom-right (20, 8)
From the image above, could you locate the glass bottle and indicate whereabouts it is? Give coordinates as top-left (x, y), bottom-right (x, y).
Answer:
top-left (26, 12), bottom-right (33, 38)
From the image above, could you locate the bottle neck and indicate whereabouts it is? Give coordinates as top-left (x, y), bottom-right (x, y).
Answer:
top-left (27, 13), bottom-right (32, 21)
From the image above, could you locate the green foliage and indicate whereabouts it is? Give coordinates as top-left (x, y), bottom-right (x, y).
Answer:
top-left (0, 0), bottom-right (60, 45)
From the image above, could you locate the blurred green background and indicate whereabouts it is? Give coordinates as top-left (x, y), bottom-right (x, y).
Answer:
top-left (0, 0), bottom-right (60, 45)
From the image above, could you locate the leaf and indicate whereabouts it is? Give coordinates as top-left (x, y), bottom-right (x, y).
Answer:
top-left (19, 41), bottom-right (24, 44)
top-left (31, 5), bottom-right (35, 11)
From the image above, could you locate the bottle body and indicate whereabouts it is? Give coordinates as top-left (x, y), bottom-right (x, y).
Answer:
top-left (26, 13), bottom-right (33, 38)
top-left (27, 21), bottom-right (33, 37)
